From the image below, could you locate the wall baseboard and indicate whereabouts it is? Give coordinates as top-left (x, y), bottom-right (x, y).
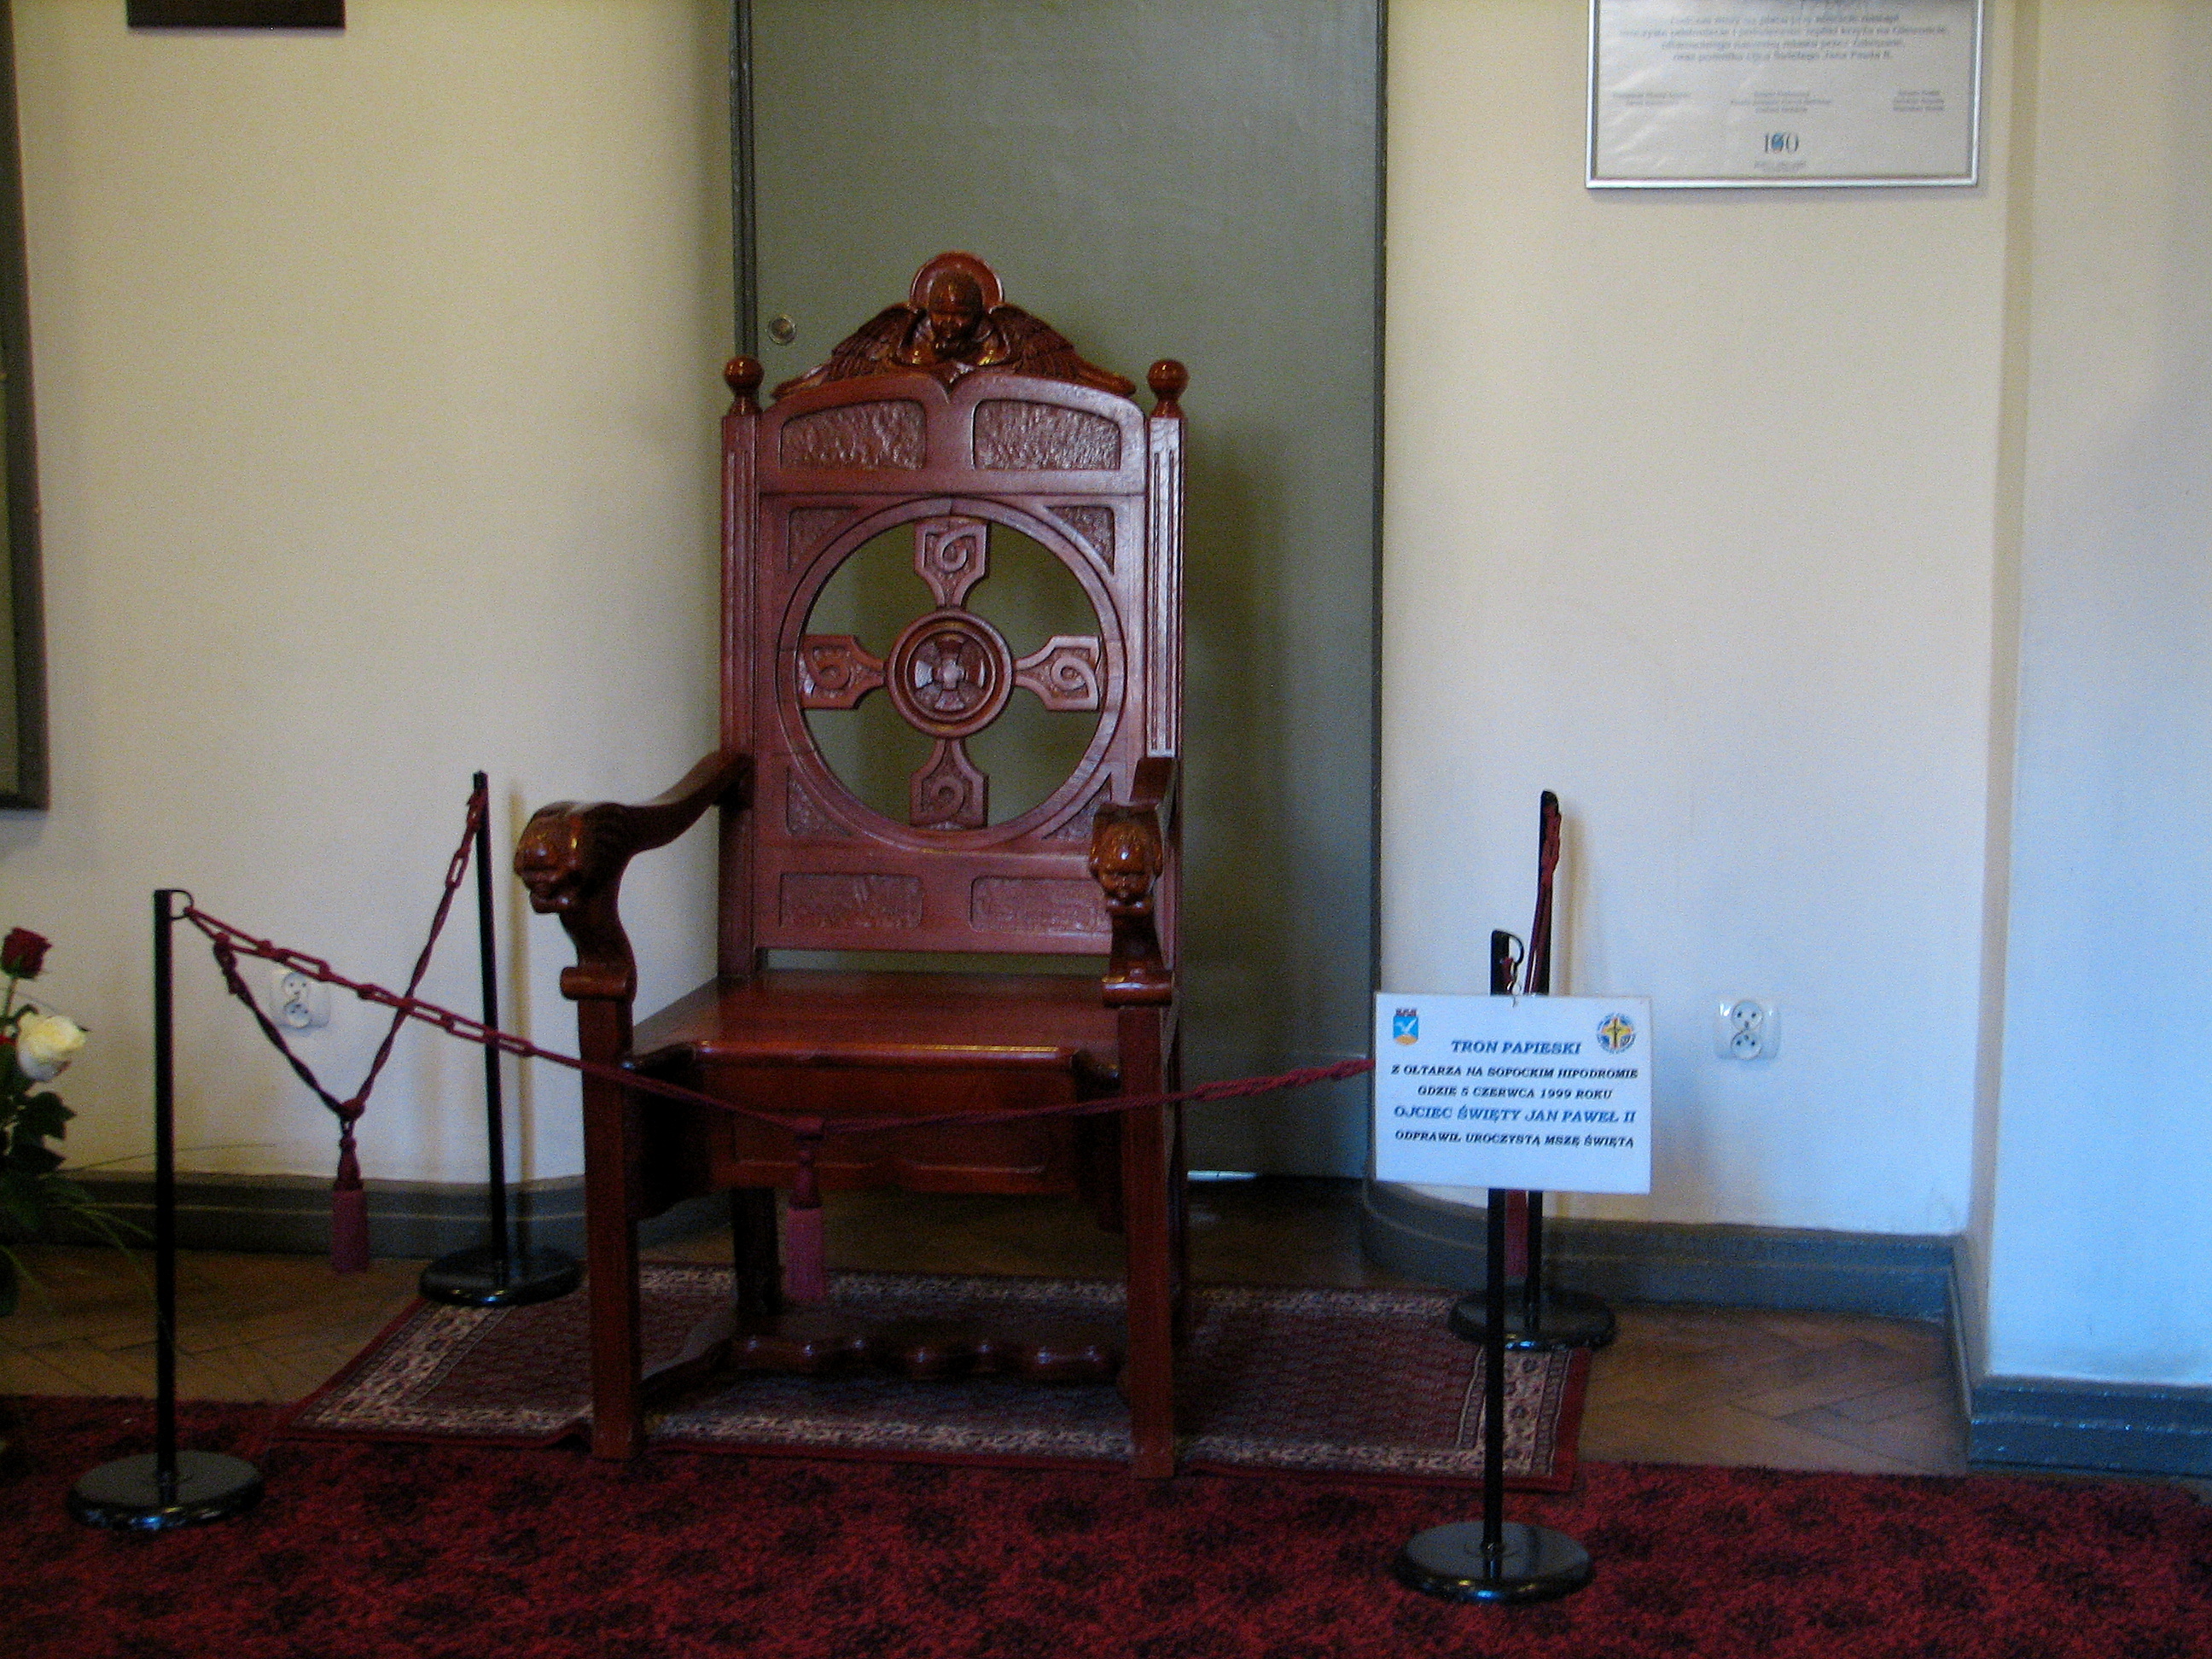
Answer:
top-left (70, 1172), bottom-right (724, 1260)
top-left (1947, 1242), bottom-right (2212, 1477)
top-left (1361, 1181), bottom-right (1953, 1319)
top-left (1964, 1374), bottom-right (2212, 1479)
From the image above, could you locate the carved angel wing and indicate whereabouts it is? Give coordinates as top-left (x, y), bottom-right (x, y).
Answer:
top-left (986, 306), bottom-right (1136, 395)
top-left (772, 306), bottom-right (915, 398)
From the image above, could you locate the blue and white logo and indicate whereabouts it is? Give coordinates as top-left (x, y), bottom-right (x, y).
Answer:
top-left (1392, 1008), bottom-right (1419, 1045)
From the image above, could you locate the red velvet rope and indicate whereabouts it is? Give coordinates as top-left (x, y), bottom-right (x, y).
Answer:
top-left (183, 899), bottom-right (1373, 1142)
top-left (189, 774), bottom-right (1373, 1266)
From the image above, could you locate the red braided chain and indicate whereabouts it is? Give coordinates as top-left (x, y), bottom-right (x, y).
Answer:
top-left (196, 784), bottom-right (486, 1148)
top-left (184, 901), bottom-right (1372, 1139)
top-left (343, 784), bottom-right (486, 1120)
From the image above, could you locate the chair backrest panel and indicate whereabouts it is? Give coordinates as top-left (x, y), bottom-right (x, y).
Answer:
top-left (721, 257), bottom-right (1181, 962)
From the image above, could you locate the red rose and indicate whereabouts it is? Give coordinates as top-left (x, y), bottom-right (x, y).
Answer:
top-left (2, 928), bottom-right (50, 979)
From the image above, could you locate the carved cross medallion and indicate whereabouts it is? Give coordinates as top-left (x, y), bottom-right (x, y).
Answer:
top-left (795, 515), bottom-right (1104, 829)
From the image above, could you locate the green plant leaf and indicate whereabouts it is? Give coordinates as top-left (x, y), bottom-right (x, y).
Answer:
top-left (0, 1238), bottom-right (55, 1310)
top-left (0, 1184), bottom-right (42, 1234)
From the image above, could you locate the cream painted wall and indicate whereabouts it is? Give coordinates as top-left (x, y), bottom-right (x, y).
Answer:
top-left (9, 2), bottom-right (2209, 1405)
top-left (0, 3), bottom-right (734, 1185)
top-left (0, 0), bottom-right (2015, 1225)
top-left (1382, 1), bottom-right (2011, 1235)
top-left (1984, 0), bottom-right (2212, 1385)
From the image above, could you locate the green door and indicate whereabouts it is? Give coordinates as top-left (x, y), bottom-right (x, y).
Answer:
top-left (745, 0), bottom-right (1379, 1174)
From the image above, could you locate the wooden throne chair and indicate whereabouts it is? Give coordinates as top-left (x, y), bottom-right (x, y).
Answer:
top-left (516, 252), bottom-right (1190, 1476)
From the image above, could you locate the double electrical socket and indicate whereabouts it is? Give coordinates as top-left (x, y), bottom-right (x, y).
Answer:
top-left (270, 966), bottom-right (331, 1031)
top-left (1714, 997), bottom-right (1778, 1061)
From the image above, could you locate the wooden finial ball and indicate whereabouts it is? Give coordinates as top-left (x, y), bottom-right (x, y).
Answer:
top-left (725, 355), bottom-right (765, 401)
top-left (1147, 359), bottom-right (1188, 410)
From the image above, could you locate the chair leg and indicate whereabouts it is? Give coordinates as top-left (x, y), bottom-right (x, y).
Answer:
top-left (1167, 1022), bottom-right (1189, 1340)
top-left (1121, 1038), bottom-right (1177, 1480)
top-left (582, 1088), bottom-right (644, 1460)
top-left (1168, 1106), bottom-right (1190, 1343)
top-left (731, 1185), bottom-right (780, 1324)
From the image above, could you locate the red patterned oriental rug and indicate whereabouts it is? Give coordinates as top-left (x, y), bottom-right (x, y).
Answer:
top-left (10, 1398), bottom-right (2210, 1659)
top-left (285, 1267), bottom-right (1587, 1489)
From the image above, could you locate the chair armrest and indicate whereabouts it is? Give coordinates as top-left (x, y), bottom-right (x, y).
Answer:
top-left (515, 748), bottom-right (752, 1002)
top-left (1090, 758), bottom-right (1177, 1007)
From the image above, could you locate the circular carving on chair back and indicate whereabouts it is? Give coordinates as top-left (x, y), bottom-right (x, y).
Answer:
top-left (887, 610), bottom-right (1014, 739)
top-left (790, 507), bottom-right (1117, 835)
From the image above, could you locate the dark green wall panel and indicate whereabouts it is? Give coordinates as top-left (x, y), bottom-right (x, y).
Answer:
top-left (748, 0), bottom-right (1377, 1173)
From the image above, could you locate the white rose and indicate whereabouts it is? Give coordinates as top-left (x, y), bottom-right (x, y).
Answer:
top-left (16, 1010), bottom-right (86, 1082)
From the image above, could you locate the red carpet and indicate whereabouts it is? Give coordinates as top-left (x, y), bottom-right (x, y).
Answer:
top-left (9, 1397), bottom-right (2210, 1658)
top-left (285, 1269), bottom-right (1587, 1489)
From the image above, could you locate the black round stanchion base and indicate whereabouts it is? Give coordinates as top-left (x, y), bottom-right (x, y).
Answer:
top-left (69, 1451), bottom-right (263, 1532)
top-left (1450, 1287), bottom-right (1617, 1351)
top-left (1394, 1521), bottom-right (1594, 1605)
top-left (419, 1245), bottom-right (581, 1308)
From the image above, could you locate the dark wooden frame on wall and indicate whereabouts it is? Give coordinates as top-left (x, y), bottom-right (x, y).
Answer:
top-left (0, 1), bottom-right (45, 809)
top-left (126, 2), bottom-right (342, 27)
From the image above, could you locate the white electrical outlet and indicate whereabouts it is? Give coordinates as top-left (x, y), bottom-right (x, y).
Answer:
top-left (1714, 997), bottom-right (1778, 1061)
top-left (271, 966), bottom-right (331, 1030)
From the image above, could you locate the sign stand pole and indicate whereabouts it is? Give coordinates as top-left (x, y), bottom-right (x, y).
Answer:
top-left (1449, 802), bottom-right (1617, 1353)
top-left (1394, 1184), bottom-right (1592, 1604)
top-left (421, 771), bottom-right (580, 1309)
top-left (68, 891), bottom-right (264, 1531)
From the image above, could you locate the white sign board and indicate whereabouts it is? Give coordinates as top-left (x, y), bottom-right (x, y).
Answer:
top-left (1373, 994), bottom-right (1652, 1195)
top-left (1590, 0), bottom-right (1982, 188)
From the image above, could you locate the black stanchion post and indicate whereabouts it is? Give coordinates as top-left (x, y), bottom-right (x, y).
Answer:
top-left (154, 886), bottom-right (176, 1502)
top-left (1523, 1190), bottom-right (1545, 1341)
top-left (68, 890), bottom-right (264, 1531)
top-left (477, 773), bottom-right (511, 1284)
top-left (1448, 795), bottom-right (1617, 1354)
top-left (1393, 1185), bottom-right (1592, 1604)
top-left (421, 774), bottom-right (580, 1309)
top-left (1481, 1187), bottom-right (1507, 1556)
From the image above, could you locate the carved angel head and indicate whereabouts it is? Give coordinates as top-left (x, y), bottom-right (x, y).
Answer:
top-left (1089, 812), bottom-right (1163, 907)
top-left (922, 268), bottom-right (987, 356)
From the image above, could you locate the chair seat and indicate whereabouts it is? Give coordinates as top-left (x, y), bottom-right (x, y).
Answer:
top-left (625, 970), bottom-right (1129, 1201)
top-left (629, 969), bottom-right (1123, 1077)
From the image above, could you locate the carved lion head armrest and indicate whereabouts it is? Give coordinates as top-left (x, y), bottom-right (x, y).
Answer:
top-left (1089, 758), bottom-right (1178, 1008)
top-left (515, 748), bottom-right (752, 1004)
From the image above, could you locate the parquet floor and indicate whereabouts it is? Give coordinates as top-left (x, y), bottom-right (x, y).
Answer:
top-left (0, 1179), bottom-right (1966, 1476)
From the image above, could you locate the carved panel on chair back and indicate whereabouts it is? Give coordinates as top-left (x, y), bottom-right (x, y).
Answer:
top-left (728, 257), bottom-right (1181, 963)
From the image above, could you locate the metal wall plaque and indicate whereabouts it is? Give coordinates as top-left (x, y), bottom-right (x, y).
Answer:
top-left (1589, 0), bottom-right (1982, 189)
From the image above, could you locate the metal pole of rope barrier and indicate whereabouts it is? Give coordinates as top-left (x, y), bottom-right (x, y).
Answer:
top-left (422, 774), bottom-right (579, 1309)
top-left (68, 889), bottom-right (263, 1531)
top-left (1392, 1185), bottom-right (1592, 1605)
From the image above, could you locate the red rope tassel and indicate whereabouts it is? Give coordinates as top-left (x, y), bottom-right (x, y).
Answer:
top-left (330, 1128), bottom-right (370, 1275)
